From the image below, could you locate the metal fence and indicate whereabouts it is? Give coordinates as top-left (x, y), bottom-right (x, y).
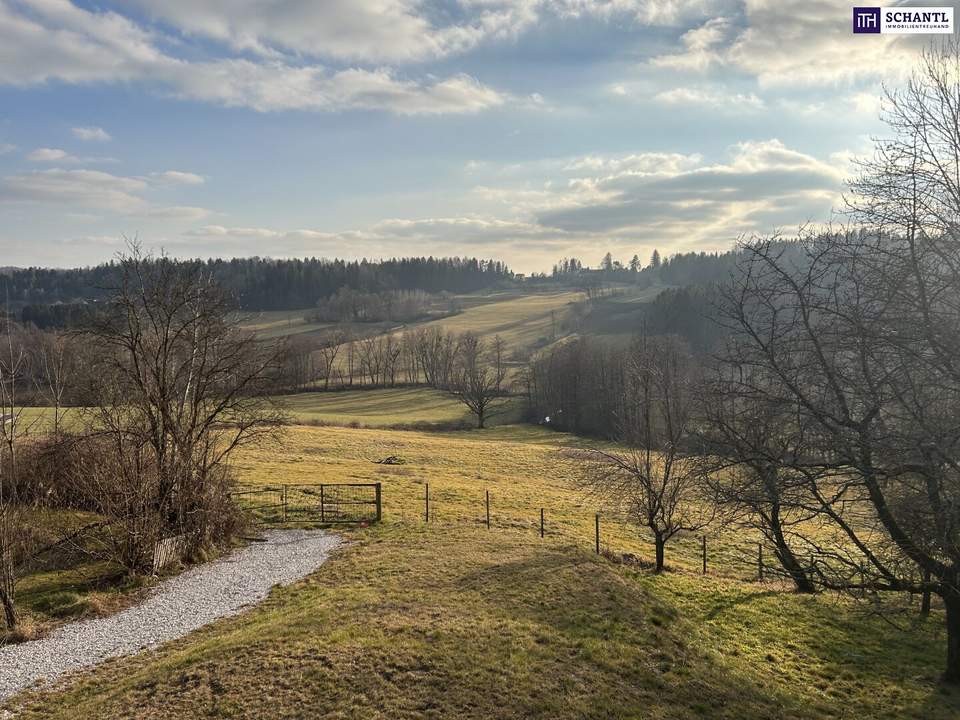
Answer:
top-left (232, 483), bottom-right (382, 525)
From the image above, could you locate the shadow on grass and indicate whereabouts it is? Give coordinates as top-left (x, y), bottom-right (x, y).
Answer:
top-left (704, 589), bottom-right (781, 620)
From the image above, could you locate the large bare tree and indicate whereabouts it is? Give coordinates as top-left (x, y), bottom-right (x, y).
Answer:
top-left (81, 246), bottom-right (285, 570)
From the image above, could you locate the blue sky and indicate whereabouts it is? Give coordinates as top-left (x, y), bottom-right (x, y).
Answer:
top-left (0, 0), bottom-right (946, 272)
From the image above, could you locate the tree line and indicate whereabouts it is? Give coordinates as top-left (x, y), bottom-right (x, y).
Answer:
top-left (3, 256), bottom-right (513, 321)
top-left (307, 288), bottom-right (460, 324)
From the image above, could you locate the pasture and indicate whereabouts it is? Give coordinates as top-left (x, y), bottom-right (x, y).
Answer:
top-left (275, 387), bottom-right (521, 428)
top-left (8, 420), bottom-right (959, 718)
top-left (6, 412), bottom-right (958, 719)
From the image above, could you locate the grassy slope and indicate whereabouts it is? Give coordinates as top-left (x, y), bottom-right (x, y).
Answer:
top-left (9, 424), bottom-right (960, 718)
top-left (276, 388), bottom-right (520, 428)
top-left (575, 286), bottom-right (667, 341)
top-left (235, 309), bottom-right (336, 340)
top-left (412, 291), bottom-right (583, 350)
top-left (12, 524), bottom-right (958, 719)
top-left (237, 290), bottom-right (584, 348)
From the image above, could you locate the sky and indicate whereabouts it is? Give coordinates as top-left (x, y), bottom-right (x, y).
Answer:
top-left (0, 0), bottom-right (950, 273)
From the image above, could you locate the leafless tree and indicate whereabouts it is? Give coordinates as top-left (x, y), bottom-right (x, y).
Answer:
top-left (698, 359), bottom-right (821, 592)
top-left (448, 332), bottom-right (509, 429)
top-left (317, 329), bottom-right (346, 390)
top-left (30, 330), bottom-right (74, 438)
top-left (577, 335), bottom-right (710, 571)
top-left (80, 245), bottom-right (285, 571)
top-left (0, 314), bottom-right (26, 629)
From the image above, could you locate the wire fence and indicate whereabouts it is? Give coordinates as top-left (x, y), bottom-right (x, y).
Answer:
top-left (232, 479), bottom-right (937, 615)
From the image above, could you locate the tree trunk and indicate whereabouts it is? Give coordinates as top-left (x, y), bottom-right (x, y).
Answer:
top-left (654, 533), bottom-right (665, 573)
top-left (944, 590), bottom-right (960, 684)
top-left (0, 585), bottom-right (17, 631)
top-left (477, 408), bottom-right (485, 429)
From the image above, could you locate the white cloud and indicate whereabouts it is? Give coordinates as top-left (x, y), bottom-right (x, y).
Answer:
top-left (1, 168), bottom-right (149, 211)
top-left (72, 126), bottom-right (111, 142)
top-left (0, 167), bottom-right (213, 219)
top-left (654, 86), bottom-right (764, 111)
top-left (166, 62), bottom-right (506, 114)
top-left (26, 147), bottom-right (116, 164)
top-left (534, 140), bottom-right (844, 241)
top-left (0, 143), bottom-right (15, 155)
top-left (651, 16), bottom-right (734, 72)
top-left (151, 170), bottom-right (205, 185)
top-left (128, 0), bottom-right (537, 64)
top-left (0, 1), bottom-right (509, 115)
top-left (142, 205), bottom-right (211, 220)
top-left (651, 0), bottom-right (924, 86)
top-left (27, 147), bottom-right (81, 163)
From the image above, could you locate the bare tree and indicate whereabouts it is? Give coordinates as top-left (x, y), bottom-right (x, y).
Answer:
top-left (698, 360), bottom-right (820, 592)
top-left (0, 314), bottom-right (26, 629)
top-left (448, 332), bottom-right (509, 429)
top-left (81, 245), bottom-right (285, 571)
top-left (577, 335), bottom-right (710, 572)
top-left (317, 329), bottom-right (346, 390)
top-left (30, 330), bottom-right (74, 438)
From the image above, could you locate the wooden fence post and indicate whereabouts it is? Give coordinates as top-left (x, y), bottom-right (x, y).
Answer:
top-left (282, 485), bottom-right (288, 523)
top-left (758, 543), bottom-right (764, 581)
top-left (320, 484), bottom-right (325, 523)
top-left (701, 535), bottom-right (707, 575)
top-left (540, 508), bottom-right (544, 539)
top-left (425, 483), bottom-right (430, 523)
top-left (375, 482), bottom-right (382, 523)
top-left (485, 490), bottom-right (490, 529)
top-left (595, 514), bottom-right (600, 555)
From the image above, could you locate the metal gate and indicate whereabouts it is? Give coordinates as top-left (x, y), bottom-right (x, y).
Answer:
top-left (232, 482), bottom-right (382, 524)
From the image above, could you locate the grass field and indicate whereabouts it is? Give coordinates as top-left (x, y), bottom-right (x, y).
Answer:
top-left (276, 388), bottom-right (520, 428)
top-left (410, 290), bottom-right (584, 351)
top-left (238, 290), bottom-right (585, 351)
top-left (7, 422), bottom-right (960, 718)
top-left (235, 309), bottom-right (336, 339)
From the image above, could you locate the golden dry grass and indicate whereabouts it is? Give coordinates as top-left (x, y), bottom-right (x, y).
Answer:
top-left (7, 421), bottom-right (960, 719)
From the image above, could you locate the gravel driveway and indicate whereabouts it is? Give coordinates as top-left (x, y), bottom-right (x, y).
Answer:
top-left (0, 529), bottom-right (340, 702)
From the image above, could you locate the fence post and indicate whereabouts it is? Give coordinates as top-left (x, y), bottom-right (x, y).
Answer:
top-left (701, 535), bottom-right (707, 575)
top-left (375, 482), bottom-right (382, 523)
top-left (425, 483), bottom-right (430, 523)
top-left (595, 514), bottom-right (600, 555)
top-left (758, 543), bottom-right (764, 581)
top-left (540, 508), bottom-right (544, 539)
top-left (282, 485), bottom-right (288, 523)
top-left (485, 490), bottom-right (490, 529)
top-left (320, 484), bottom-right (325, 523)
top-left (921, 568), bottom-right (932, 618)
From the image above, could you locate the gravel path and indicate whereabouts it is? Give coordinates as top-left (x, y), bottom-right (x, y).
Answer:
top-left (0, 529), bottom-right (340, 702)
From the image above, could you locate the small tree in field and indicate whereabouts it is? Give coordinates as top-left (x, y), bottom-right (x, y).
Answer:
top-left (449, 333), bottom-right (509, 429)
top-left (577, 335), bottom-right (710, 572)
